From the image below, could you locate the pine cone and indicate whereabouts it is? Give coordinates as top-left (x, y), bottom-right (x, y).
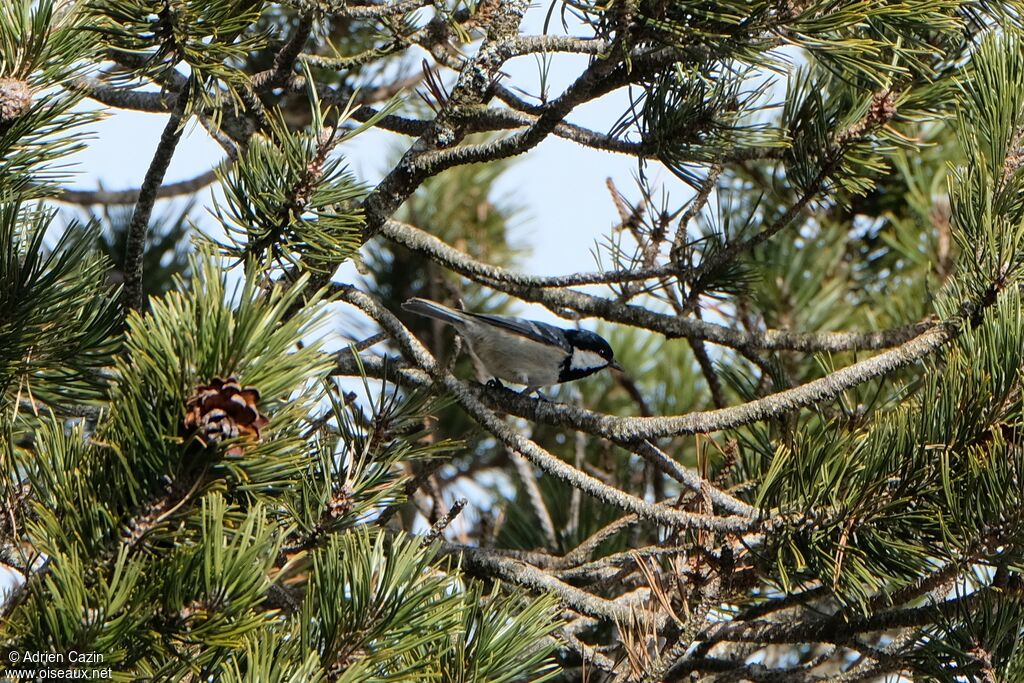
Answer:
top-left (0, 78), bottom-right (32, 124)
top-left (183, 377), bottom-right (268, 455)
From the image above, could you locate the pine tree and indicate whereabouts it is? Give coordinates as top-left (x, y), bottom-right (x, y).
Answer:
top-left (3, 0), bottom-right (1024, 680)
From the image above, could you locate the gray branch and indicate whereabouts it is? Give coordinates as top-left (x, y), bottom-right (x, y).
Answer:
top-left (331, 311), bottom-right (958, 443)
top-left (122, 80), bottom-right (191, 312)
top-left (53, 169), bottom-right (219, 205)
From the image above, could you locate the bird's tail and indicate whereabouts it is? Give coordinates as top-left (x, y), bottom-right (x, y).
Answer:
top-left (401, 298), bottom-right (469, 326)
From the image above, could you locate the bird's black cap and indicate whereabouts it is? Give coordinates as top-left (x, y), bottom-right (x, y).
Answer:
top-left (566, 329), bottom-right (615, 360)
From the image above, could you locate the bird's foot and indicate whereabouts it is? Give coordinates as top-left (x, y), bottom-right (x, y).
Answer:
top-left (520, 386), bottom-right (551, 402)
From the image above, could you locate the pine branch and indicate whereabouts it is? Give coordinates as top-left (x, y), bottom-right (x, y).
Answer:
top-left (324, 0), bottom-right (432, 19)
top-left (330, 316), bottom-right (950, 441)
top-left (120, 80), bottom-right (191, 312)
top-left (504, 35), bottom-right (610, 56)
top-left (489, 321), bottom-right (956, 441)
top-left (449, 544), bottom-right (669, 628)
top-left (670, 163), bottom-right (722, 263)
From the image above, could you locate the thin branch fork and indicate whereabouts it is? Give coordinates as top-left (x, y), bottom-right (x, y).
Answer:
top-left (447, 543), bottom-right (671, 628)
top-left (626, 440), bottom-right (756, 517)
top-left (410, 48), bottom-right (625, 176)
top-left (72, 66), bottom-right (244, 159)
top-left (251, 14), bottom-right (314, 90)
top-left (464, 107), bottom-right (652, 156)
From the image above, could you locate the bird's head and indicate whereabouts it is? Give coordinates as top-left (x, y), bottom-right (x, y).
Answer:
top-left (562, 329), bottom-right (623, 380)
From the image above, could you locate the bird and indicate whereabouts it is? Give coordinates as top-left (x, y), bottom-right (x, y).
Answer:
top-left (402, 297), bottom-right (622, 396)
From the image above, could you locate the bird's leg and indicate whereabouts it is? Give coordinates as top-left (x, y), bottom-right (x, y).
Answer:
top-left (521, 386), bottom-right (551, 401)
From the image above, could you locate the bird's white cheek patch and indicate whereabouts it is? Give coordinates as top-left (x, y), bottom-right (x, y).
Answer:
top-left (570, 349), bottom-right (608, 372)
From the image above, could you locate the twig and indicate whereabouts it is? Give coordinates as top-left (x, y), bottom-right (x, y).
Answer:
top-left (627, 441), bottom-right (757, 517)
top-left (422, 498), bottom-right (466, 546)
top-left (352, 332), bottom-right (389, 352)
top-left (559, 515), bottom-right (641, 568)
top-left (690, 335), bottom-right (728, 409)
top-left (252, 15), bottom-right (314, 90)
top-left (375, 457), bottom-right (448, 528)
top-left (670, 163), bottom-right (722, 264)
top-left (54, 169), bottom-right (219, 205)
top-left (513, 451), bottom-right (559, 548)
top-left (122, 79), bottom-right (192, 312)
top-left (557, 544), bottom-right (689, 582)
top-left (446, 544), bottom-right (668, 628)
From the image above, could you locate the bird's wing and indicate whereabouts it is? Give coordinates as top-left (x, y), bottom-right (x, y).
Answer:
top-left (468, 313), bottom-right (572, 352)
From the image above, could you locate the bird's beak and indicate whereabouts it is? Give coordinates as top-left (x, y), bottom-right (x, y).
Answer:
top-left (609, 360), bottom-right (624, 372)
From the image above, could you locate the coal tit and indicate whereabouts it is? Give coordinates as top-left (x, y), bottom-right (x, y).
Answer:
top-left (402, 297), bottom-right (623, 395)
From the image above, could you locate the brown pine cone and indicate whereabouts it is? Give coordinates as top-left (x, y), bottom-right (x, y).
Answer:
top-left (183, 377), bottom-right (269, 456)
top-left (0, 78), bottom-right (32, 124)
